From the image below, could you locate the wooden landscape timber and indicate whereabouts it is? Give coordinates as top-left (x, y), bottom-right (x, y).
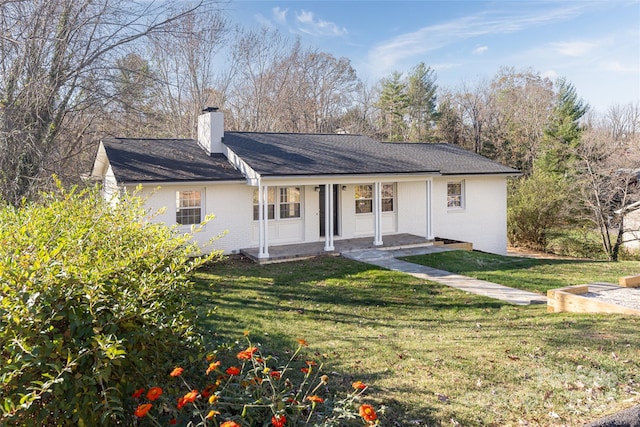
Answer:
top-left (547, 284), bottom-right (640, 316)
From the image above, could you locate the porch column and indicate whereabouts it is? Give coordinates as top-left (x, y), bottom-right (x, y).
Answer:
top-left (426, 179), bottom-right (434, 240)
top-left (258, 184), bottom-right (269, 259)
top-left (373, 181), bottom-right (383, 246)
top-left (324, 183), bottom-right (335, 251)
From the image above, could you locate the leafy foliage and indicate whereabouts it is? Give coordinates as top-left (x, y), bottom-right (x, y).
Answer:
top-left (0, 184), bottom-right (220, 425)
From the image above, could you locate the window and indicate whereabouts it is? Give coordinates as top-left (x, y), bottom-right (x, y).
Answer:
top-left (252, 187), bottom-right (300, 220)
top-left (253, 188), bottom-right (275, 220)
top-left (382, 183), bottom-right (394, 212)
top-left (355, 184), bottom-right (372, 214)
top-left (355, 183), bottom-right (395, 214)
top-left (279, 187), bottom-right (301, 219)
top-left (447, 181), bottom-right (464, 209)
top-left (176, 190), bottom-right (202, 225)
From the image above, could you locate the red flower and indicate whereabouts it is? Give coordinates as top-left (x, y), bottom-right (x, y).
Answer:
top-left (183, 390), bottom-right (198, 403)
top-left (169, 419), bottom-right (177, 425)
top-left (170, 367), bottom-right (184, 377)
top-left (352, 380), bottom-right (367, 390)
top-left (221, 421), bottom-right (242, 427)
top-left (226, 366), bottom-right (241, 376)
top-left (134, 403), bottom-right (152, 418)
top-left (132, 388), bottom-right (145, 399)
top-left (300, 367), bottom-right (309, 374)
top-left (359, 404), bottom-right (378, 422)
top-left (269, 371), bottom-right (281, 380)
top-left (177, 397), bottom-right (187, 410)
top-left (271, 413), bottom-right (286, 427)
top-left (206, 361), bottom-right (221, 375)
top-left (306, 395), bottom-right (324, 403)
top-left (146, 387), bottom-right (162, 401)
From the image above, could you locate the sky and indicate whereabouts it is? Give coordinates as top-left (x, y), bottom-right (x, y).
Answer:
top-left (225, 0), bottom-right (640, 114)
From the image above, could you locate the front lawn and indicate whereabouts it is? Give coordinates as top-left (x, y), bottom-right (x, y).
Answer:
top-left (402, 250), bottom-right (640, 294)
top-left (193, 255), bottom-right (640, 427)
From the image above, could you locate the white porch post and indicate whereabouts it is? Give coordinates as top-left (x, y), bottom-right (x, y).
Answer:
top-left (258, 184), bottom-right (269, 259)
top-left (324, 184), bottom-right (335, 251)
top-left (373, 181), bottom-right (383, 246)
top-left (426, 179), bottom-right (434, 240)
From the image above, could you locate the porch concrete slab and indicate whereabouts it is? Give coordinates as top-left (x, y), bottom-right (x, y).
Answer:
top-left (343, 248), bottom-right (547, 306)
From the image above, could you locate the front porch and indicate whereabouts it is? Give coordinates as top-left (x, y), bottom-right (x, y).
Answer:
top-left (240, 234), bottom-right (472, 264)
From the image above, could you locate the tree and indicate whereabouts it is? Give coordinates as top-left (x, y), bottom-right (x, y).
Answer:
top-left (150, 6), bottom-right (228, 138)
top-left (406, 63), bottom-right (438, 141)
top-left (375, 72), bottom-right (409, 141)
top-left (0, 0), bottom-right (218, 206)
top-left (536, 77), bottom-right (589, 177)
top-left (574, 121), bottom-right (640, 261)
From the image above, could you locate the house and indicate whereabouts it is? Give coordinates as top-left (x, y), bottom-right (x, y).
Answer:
top-left (91, 108), bottom-right (519, 260)
top-left (620, 201), bottom-right (640, 252)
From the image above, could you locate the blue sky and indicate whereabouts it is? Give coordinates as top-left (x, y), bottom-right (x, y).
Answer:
top-left (227, 0), bottom-right (640, 113)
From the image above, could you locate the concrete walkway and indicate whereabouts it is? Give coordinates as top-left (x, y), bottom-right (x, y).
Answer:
top-left (342, 246), bottom-right (548, 306)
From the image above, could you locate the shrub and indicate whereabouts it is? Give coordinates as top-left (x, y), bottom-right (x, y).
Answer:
top-left (132, 335), bottom-right (382, 426)
top-left (0, 184), bottom-right (220, 425)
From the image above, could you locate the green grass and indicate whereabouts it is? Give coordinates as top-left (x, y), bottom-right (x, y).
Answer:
top-left (402, 250), bottom-right (640, 293)
top-left (192, 255), bottom-right (640, 427)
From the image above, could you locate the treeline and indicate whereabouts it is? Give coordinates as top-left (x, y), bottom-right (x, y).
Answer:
top-left (1, 1), bottom-right (639, 259)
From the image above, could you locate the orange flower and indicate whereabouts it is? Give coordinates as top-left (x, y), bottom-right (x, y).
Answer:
top-left (320, 375), bottom-right (329, 384)
top-left (359, 404), bottom-right (378, 422)
top-left (221, 421), bottom-right (241, 427)
top-left (271, 413), bottom-right (286, 427)
top-left (269, 371), bottom-right (281, 380)
top-left (352, 381), bottom-right (367, 390)
top-left (305, 360), bottom-right (318, 366)
top-left (206, 410), bottom-right (220, 419)
top-left (297, 338), bottom-right (308, 346)
top-left (132, 388), bottom-right (145, 399)
top-left (237, 346), bottom-right (258, 360)
top-left (306, 395), bottom-right (324, 403)
top-left (134, 403), bottom-right (152, 418)
top-left (206, 361), bottom-right (221, 375)
top-left (183, 390), bottom-right (198, 403)
top-left (209, 394), bottom-right (220, 404)
top-left (226, 366), bottom-right (241, 376)
top-left (146, 387), bottom-right (162, 401)
top-left (177, 397), bottom-right (187, 410)
top-left (170, 367), bottom-right (184, 377)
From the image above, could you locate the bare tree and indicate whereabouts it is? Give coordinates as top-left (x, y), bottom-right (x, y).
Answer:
top-left (149, 7), bottom-right (228, 138)
top-left (575, 121), bottom-right (640, 261)
top-left (0, 0), bottom-right (218, 205)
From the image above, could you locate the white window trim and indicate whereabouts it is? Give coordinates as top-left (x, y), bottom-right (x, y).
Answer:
top-left (447, 180), bottom-right (465, 211)
top-left (252, 186), bottom-right (303, 221)
top-left (176, 189), bottom-right (204, 226)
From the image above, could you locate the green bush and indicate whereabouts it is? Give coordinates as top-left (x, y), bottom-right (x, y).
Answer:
top-left (0, 184), bottom-right (220, 425)
top-left (507, 172), bottom-right (569, 251)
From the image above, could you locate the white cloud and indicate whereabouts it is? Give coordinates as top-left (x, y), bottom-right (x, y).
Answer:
top-left (473, 46), bottom-right (488, 55)
top-left (551, 40), bottom-right (599, 57)
top-left (366, 3), bottom-right (588, 77)
top-left (295, 9), bottom-right (347, 37)
top-left (272, 7), bottom-right (288, 25)
top-left (604, 61), bottom-right (639, 72)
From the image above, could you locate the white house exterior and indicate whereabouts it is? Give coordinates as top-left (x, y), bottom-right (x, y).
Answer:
top-left (91, 109), bottom-right (518, 260)
top-left (621, 201), bottom-right (640, 252)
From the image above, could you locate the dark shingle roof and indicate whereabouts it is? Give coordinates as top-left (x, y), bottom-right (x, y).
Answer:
top-left (223, 132), bottom-right (518, 176)
top-left (101, 138), bottom-right (245, 183)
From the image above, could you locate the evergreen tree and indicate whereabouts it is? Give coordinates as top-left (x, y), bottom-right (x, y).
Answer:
top-left (375, 72), bottom-right (409, 141)
top-left (406, 63), bottom-right (438, 141)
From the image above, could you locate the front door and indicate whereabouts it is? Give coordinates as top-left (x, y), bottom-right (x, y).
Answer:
top-left (319, 185), bottom-right (339, 237)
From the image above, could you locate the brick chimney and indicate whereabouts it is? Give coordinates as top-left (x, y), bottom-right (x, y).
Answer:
top-left (197, 107), bottom-right (224, 155)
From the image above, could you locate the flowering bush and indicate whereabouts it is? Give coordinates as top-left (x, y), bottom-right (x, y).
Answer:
top-left (133, 336), bottom-right (382, 426)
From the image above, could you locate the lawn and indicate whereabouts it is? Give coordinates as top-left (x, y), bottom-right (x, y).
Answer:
top-left (402, 250), bottom-right (640, 294)
top-left (193, 254), bottom-right (640, 427)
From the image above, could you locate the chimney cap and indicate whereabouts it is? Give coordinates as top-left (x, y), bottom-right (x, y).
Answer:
top-left (202, 106), bottom-right (219, 113)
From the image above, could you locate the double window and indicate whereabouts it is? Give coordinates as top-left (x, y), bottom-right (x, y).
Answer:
top-left (355, 183), bottom-right (395, 214)
top-left (447, 181), bottom-right (465, 209)
top-left (253, 187), bottom-right (301, 220)
top-left (176, 190), bottom-right (202, 225)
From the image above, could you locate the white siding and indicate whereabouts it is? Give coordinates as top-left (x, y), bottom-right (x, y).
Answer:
top-left (623, 209), bottom-right (640, 251)
top-left (431, 176), bottom-right (508, 255)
